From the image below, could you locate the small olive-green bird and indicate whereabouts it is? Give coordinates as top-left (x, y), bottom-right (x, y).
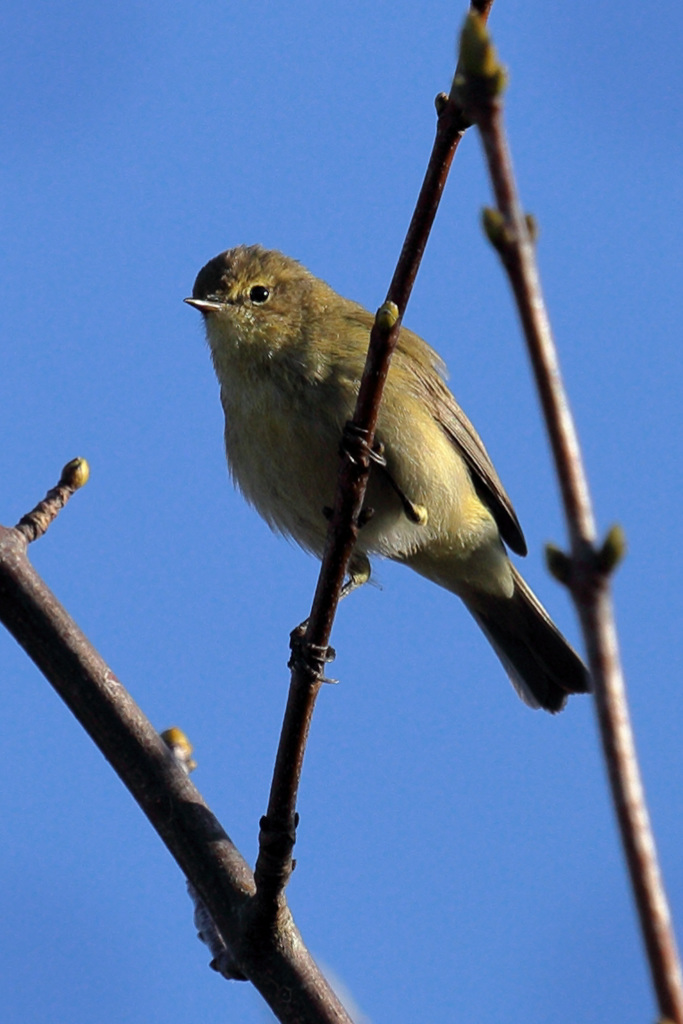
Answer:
top-left (186, 245), bottom-right (590, 712)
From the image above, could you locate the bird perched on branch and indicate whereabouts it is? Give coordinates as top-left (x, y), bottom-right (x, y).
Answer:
top-left (186, 244), bottom-right (590, 712)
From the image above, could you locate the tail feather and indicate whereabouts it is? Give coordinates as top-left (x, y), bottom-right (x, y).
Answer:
top-left (466, 567), bottom-right (591, 713)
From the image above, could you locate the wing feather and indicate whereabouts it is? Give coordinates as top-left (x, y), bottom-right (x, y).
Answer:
top-left (395, 325), bottom-right (528, 556)
top-left (340, 306), bottom-right (527, 557)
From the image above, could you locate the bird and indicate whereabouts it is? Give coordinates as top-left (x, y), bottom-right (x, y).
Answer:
top-left (186, 244), bottom-right (590, 712)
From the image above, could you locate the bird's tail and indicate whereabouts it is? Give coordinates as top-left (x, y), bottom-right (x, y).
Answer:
top-left (465, 566), bottom-right (591, 712)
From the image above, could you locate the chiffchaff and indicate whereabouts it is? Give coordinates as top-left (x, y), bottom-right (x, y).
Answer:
top-left (186, 245), bottom-right (590, 712)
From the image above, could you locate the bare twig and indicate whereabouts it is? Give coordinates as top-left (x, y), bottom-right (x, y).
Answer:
top-left (252, 0), bottom-right (497, 912)
top-left (456, 13), bottom-right (683, 1023)
top-left (15, 457), bottom-right (90, 543)
top-left (0, 487), bottom-right (353, 1024)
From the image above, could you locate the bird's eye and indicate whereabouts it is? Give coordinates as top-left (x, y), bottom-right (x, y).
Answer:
top-left (249, 285), bottom-right (270, 304)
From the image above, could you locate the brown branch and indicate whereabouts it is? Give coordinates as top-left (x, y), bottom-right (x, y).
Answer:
top-left (0, 493), bottom-right (353, 1024)
top-left (252, 0), bottom-right (498, 911)
top-left (2, 7), bottom-right (501, 1017)
top-left (15, 456), bottom-right (91, 543)
top-left (456, 13), bottom-right (683, 1023)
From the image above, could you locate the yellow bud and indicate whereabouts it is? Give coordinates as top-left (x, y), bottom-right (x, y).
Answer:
top-left (161, 727), bottom-right (197, 773)
top-left (61, 457), bottom-right (90, 490)
top-left (375, 301), bottom-right (399, 332)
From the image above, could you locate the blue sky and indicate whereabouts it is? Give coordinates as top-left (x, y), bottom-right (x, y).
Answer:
top-left (1, 1), bottom-right (682, 1021)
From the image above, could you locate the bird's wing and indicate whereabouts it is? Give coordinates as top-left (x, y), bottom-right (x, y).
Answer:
top-left (396, 326), bottom-right (528, 556)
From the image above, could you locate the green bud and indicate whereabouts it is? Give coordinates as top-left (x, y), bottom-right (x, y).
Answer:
top-left (458, 13), bottom-right (507, 97)
top-left (596, 524), bottom-right (627, 575)
top-left (545, 543), bottom-right (572, 585)
top-left (481, 207), bottom-right (507, 251)
top-left (376, 301), bottom-right (399, 332)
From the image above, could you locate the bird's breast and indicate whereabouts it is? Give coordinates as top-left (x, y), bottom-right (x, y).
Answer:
top-left (218, 358), bottom-right (351, 553)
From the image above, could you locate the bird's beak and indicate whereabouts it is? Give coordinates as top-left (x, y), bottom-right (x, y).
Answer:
top-left (184, 297), bottom-right (223, 313)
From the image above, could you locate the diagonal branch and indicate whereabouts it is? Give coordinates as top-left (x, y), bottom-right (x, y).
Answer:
top-left (253, 0), bottom-right (498, 912)
top-left (456, 13), bottom-right (683, 1023)
top-left (0, 473), bottom-right (353, 1024)
top-left (0, 8), bottom-right (503, 1019)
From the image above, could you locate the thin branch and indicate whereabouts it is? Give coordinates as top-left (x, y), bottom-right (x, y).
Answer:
top-left (253, 0), bottom-right (497, 911)
top-left (15, 457), bottom-right (91, 543)
top-left (456, 13), bottom-right (683, 1023)
top-left (0, 492), bottom-right (353, 1024)
top-left (1, 7), bottom-right (503, 1017)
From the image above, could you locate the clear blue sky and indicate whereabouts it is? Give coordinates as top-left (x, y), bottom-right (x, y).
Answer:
top-left (1, 1), bottom-right (682, 1021)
